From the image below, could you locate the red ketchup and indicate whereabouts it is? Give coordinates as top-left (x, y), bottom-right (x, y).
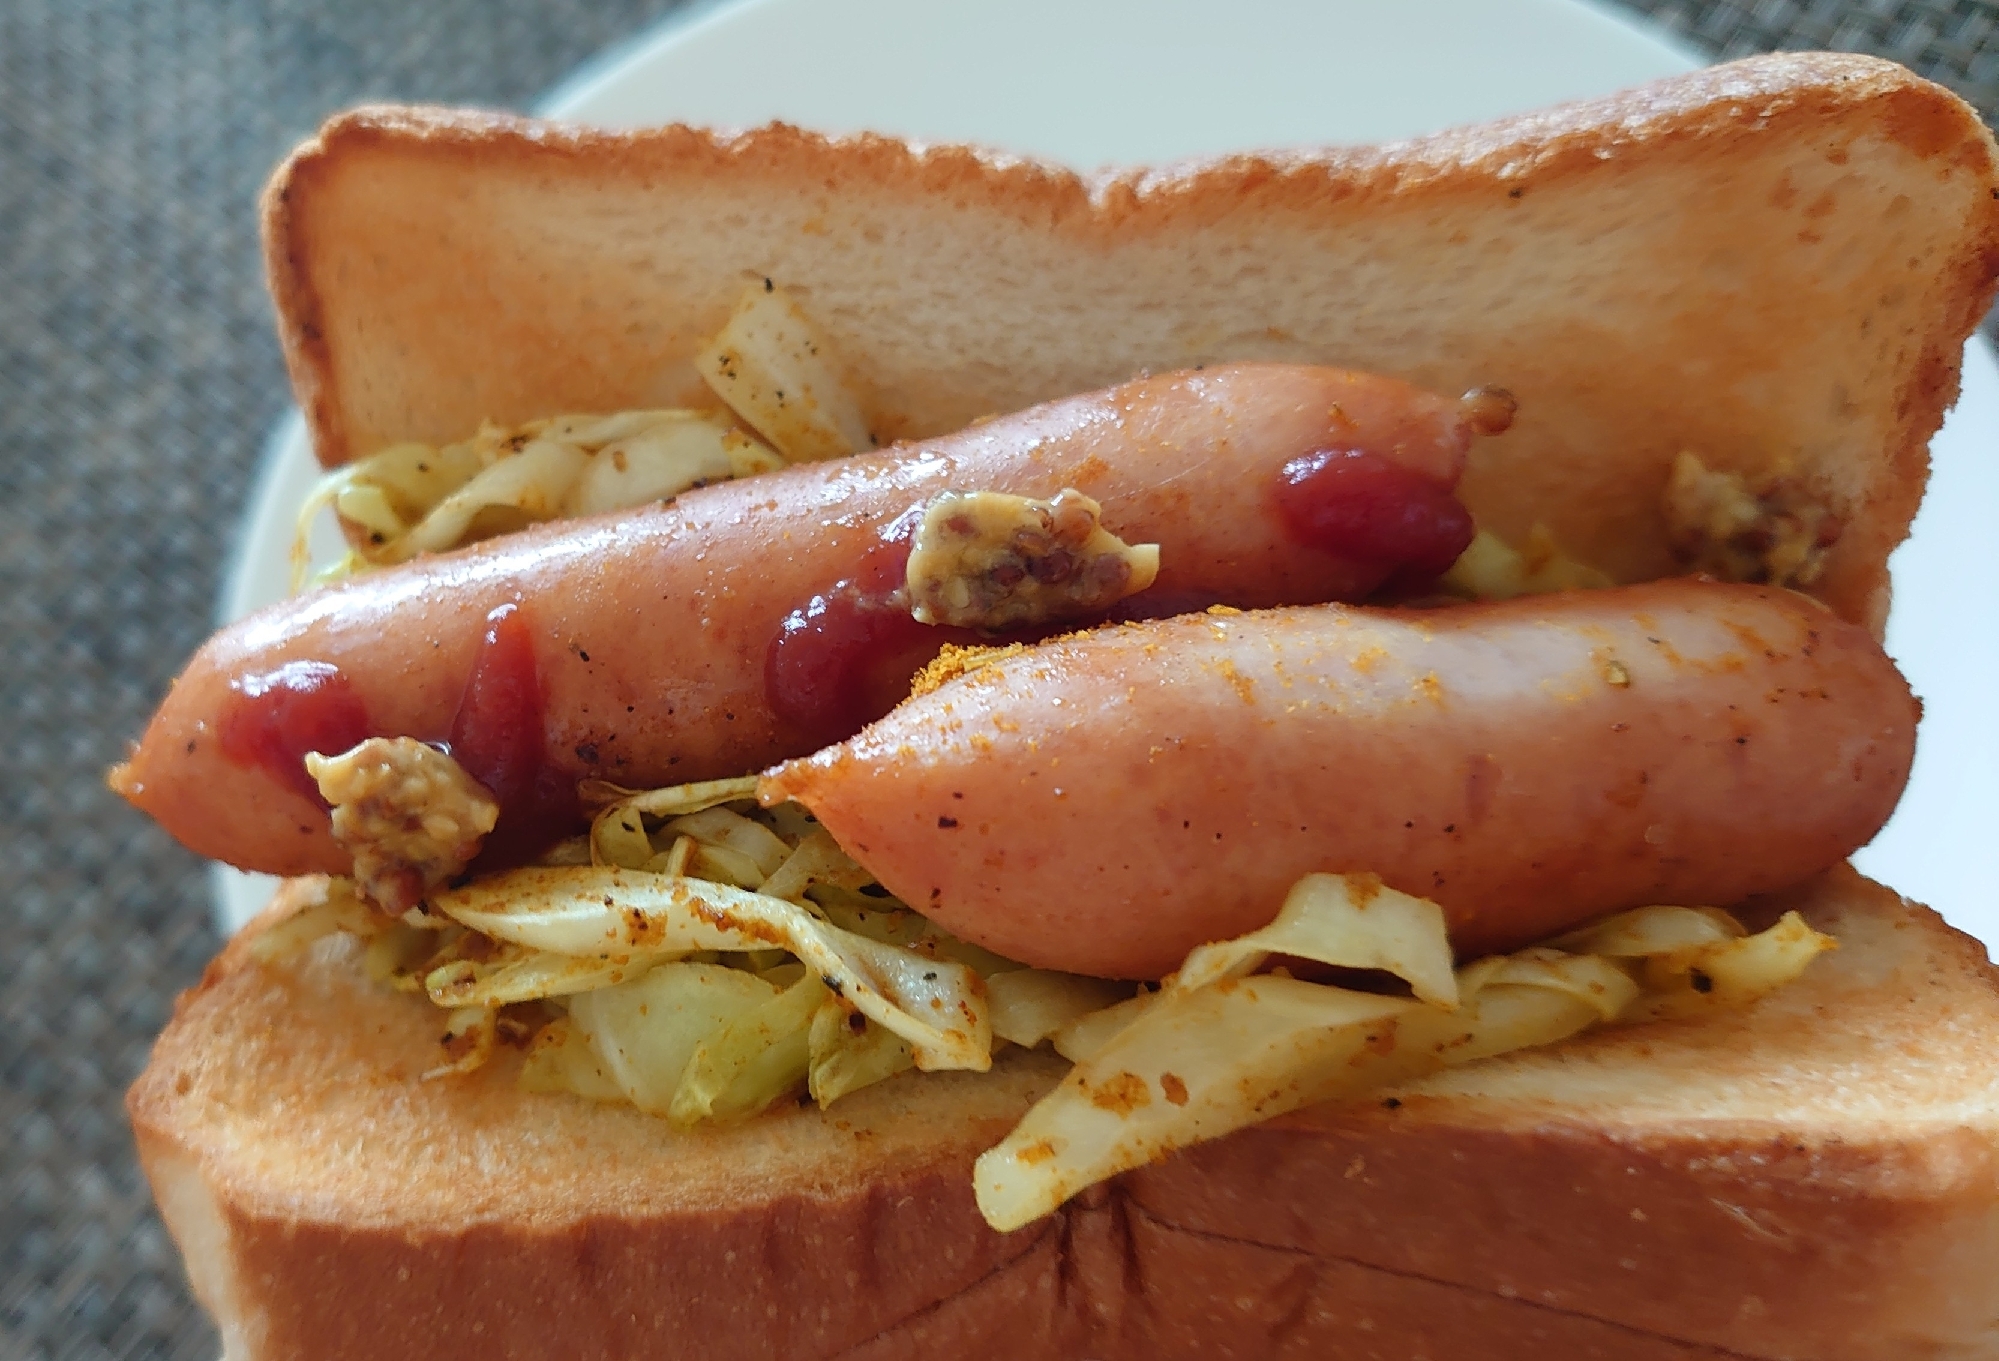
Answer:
top-left (766, 515), bottom-right (982, 751)
top-left (451, 601), bottom-right (578, 869)
top-left (218, 660), bottom-right (370, 805)
top-left (1272, 449), bottom-right (1476, 585)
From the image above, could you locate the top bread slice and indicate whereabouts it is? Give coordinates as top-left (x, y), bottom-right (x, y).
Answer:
top-left (130, 866), bottom-right (1999, 1361)
top-left (262, 53), bottom-right (1999, 632)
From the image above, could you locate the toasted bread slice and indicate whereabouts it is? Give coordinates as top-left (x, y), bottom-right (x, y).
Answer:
top-left (129, 867), bottom-right (1999, 1360)
top-left (262, 53), bottom-right (1999, 631)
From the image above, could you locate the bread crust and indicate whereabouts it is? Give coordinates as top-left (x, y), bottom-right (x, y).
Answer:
top-left (261, 53), bottom-right (1999, 630)
top-left (129, 868), bottom-right (1999, 1360)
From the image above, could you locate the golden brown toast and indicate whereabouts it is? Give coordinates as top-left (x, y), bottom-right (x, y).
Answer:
top-left (262, 52), bottom-right (1999, 631)
top-left (128, 867), bottom-right (1999, 1360)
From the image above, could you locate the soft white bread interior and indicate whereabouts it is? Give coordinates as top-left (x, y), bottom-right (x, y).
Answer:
top-left (263, 53), bottom-right (1999, 631)
top-left (129, 867), bottom-right (1999, 1361)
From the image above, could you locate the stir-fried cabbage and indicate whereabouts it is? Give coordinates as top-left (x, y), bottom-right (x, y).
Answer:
top-left (518, 1016), bottom-right (624, 1102)
top-left (292, 410), bottom-right (775, 588)
top-left (425, 939), bottom-right (657, 1008)
top-left (1172, 872), bottom-right (1458, 1006)
top-left (669, 970), bottom-right (826, 1125)
top-left (424, 1004), bottom-right (499, 1081)
top-left (1443, 524), bottom-right (1614, 600)
top-left (246, 875), bottom-right (382, 962)
top-left (263, 773), bottom-right (1051, 1113)
top-left (809, 1006), bottom-right (917, 1106)
top-left (986, 970), bottom-right (1133, 1049)
top-left (567, 961), bottom-right (782, 1118)
top-left (430, 865), bottom-right (991, 1071)
top-left (290, 281), bottom-right (869, 588)
top-left (259, 788), bottom-right (1835, 1223)
top-left (972, 881), bottom-right (1834, 1231)
top-left (695, 281), bottom-right (873, 462)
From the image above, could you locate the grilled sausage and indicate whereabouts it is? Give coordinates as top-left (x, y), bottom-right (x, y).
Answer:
top-left (114, 363), bottom-right (1492, 875)
top-left (763, 580), bottom-right (1918, 978)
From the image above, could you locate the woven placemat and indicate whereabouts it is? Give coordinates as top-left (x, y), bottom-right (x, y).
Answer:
top-left (1, 3), bottom-right (1990, 1357)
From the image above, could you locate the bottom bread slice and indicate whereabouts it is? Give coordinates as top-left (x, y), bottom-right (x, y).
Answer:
top-left (128, 866), bottom-right (1999, 1361)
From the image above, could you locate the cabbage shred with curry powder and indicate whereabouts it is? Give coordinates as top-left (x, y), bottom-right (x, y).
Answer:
top-left (263, 770), bottom-right (1835, 1232)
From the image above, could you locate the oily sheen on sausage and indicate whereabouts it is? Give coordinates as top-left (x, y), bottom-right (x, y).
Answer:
top-left (763, 581), bottom-right (1918, 978)
top-left (113, 364), bottom-right (1487, 875)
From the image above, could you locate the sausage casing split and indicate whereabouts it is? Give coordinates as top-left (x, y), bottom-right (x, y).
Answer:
top-left (114, 363), bottom-right (1481, 875)
top-left (763, 581), bottom-right (1918, 978)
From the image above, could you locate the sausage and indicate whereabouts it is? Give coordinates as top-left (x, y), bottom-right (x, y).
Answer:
top-left (761, 581), bottom-right (1918, 978)
top-left (112, 363), bottom-right (1490, 876)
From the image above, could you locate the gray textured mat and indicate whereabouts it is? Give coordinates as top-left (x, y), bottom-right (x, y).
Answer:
top-left (1, 2), bottom-right (1990, 1357)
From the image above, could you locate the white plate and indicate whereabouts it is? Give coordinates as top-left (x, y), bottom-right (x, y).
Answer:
top-left (217, 0), bottom-right (1999, 954)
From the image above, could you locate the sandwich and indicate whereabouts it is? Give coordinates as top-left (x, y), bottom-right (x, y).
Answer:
top-left (119, 52), bottom-right (1999, 1360)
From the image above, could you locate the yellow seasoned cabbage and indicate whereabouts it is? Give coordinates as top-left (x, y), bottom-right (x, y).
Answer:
top-left (428, 866), bottom-right (991, 1072)
top-left (289, 281), bottom-right (871, 588)
top-left (986, 970), bottom-right (1134, 1050)
top-left (519, 1015), bottom-right (625, 1103)
top-left (293, 411), bottom-right (776, 589)
top-left (808, 1005), bottom-right (917, 1107)
top-left (569, 963), bottom-right (776, 1116)
top-left (671, 972), bottom-right (828, 1125)
top-left (1443, 524), bottom-right (1614, 601)
top-left (972, 897), bottom-right (1833, 1232)
top-left (252, 775), bottom-right (1833, 1227)
top-left (695, 281), bottom-right (873, 462)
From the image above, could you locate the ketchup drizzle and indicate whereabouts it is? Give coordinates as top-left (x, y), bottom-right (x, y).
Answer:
top-left (216, 605), bottom-right (578, 864)
top-left (765, 522), bottom-right (975, 752)
top-left (218, 660), bottom-right (371, 805)
top-left (451, 601), bottom-right (577, 869)
top-left (1272, 449), bottom-right (1476, 582)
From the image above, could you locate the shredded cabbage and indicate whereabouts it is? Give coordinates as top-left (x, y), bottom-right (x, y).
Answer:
top-left (427, 865), bottom-right (992, 1071)
top-left (289, 281), bottom-right (868, 589)
top-left (973, 898), bottom-right (1833, 1231)
top-left (694, 282), bottom-right (873, 462)
top-left (1626, 910), bottom-right (1833, 1023)
top-left (253, 783), bottom-right (1834, 1223)
top-left (246, 876), bottom-right (384, 962)
top-left (292, 411), bottom-right (777, 589)
top-left (569, 962), bottom-right (777, 1115)
top-left (422, 1004), bottom-right (498, 1081)
top-left (1442, 524), bottom-right (1614, 601)
top-left (987, 970), bottom-right (1136, 1049)
top-left (809, 1006), bottom-right (917, 1106)
top-left (424, 941), bottom-right (657, 1008)
top-left (518, 1016), bottom-right (624, 1102)
top-left (671, 971), bottom-right (828, 1125)
top-left (1173, 872), bottom-right (1458, 1007)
